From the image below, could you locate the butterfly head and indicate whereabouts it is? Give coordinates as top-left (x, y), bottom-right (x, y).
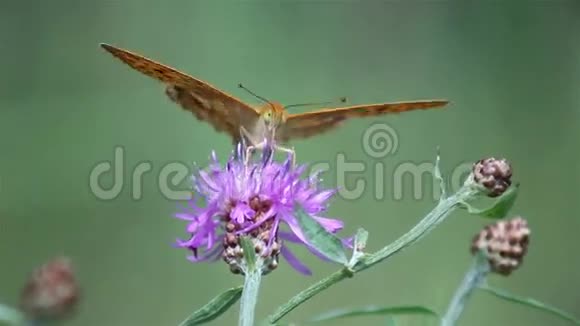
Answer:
top-left (259, 102), bottom-right (288, 132)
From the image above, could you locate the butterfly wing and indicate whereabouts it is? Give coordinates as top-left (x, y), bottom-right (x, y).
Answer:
top-left (277, 100), bottom-right (449, 142)
top-left (100, 43), bottom-right (260, 144)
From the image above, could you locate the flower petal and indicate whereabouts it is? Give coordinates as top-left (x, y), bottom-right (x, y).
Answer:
top-left (174, 213), bottom-right (195, 221)
top-left (309, 189), bottom-right (336, 204)
top-left (311, 216), bottom-right (344, 233)
top-left (282, 212), bottom-right (309, 245)
top-left (231, 203), bottom-right (255, 224)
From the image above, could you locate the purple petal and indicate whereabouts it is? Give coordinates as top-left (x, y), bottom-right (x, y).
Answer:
top-left (278, 231), bottom-right (301, 243)
top-left (198, 170), bottom-right (219, 192)
top-left (342, 235), bottom-right (355, 249)
top-left (281, 213), bottom-right (309, 245)
top-left (173, 238), bottom-right (192, 248)
top-left (235, 207), bottom-right (276, 235)
top-left (206, 226), bottom-right (216, 249)
top-left (310, 190), bottom-right (335, 204)
top-left (231, 203), bottom-right (254, 224)
top-left (186, 221), bottom-right (200, 233)
top-left (266, 218), bottom-right (280, 253)
top-left (175, 213), bottom-right (195, 221)
top-left (187, 242), bottom-right (223, 262)
top-left (280, 246), bottom-right (312, 275)
top-left (311, 216), bottom-right (344, 233)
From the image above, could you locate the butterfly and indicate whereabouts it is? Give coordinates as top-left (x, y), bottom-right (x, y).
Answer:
top-left (100, 43), bottom-right (449, 162)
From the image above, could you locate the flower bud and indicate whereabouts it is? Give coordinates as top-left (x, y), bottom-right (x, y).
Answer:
top-left (472, 158), bottom-right (512, 197)
top-left (19, 256), bottom-right (80, 321)
top-left (471, 217), bottom-right (530, 276)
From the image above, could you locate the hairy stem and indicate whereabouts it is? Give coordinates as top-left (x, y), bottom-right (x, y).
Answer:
top-left (440, 255), bottom-right (490, 326)
top-left (240, 267), bottom-right (263, 326)
top-left (269, 185), bottom-right (479, 324)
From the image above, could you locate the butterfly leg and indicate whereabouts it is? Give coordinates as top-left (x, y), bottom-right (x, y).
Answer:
top-left (239, 126), bottom-right (267, 166)
top-left (239, 127), bottom-right (295, 167)
top-left (274, 144), bottom-right (296, 167)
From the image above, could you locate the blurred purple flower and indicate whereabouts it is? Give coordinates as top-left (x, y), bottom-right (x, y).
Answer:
top-left (174, 145), bottom-right (346, 275)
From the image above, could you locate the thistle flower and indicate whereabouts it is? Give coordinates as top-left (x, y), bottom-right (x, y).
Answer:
top-left (471, 216), bottom-right (530, 276)
top-left (174, 145), bottom-right (346, 275)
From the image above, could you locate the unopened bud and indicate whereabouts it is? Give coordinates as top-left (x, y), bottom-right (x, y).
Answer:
top-left (19, 256), bottom-right (80, 321)
top-left (472, 158), bottom-right (512, 197)
top-left (471, 217), bottom-right (530, 276)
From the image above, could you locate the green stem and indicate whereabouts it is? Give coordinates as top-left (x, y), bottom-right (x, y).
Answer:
top-left (440, 255), bottom-right (490, 326)
top-left (268, 185), bottom-right (478, 324)
top-left (239, 267), bottom-right (263, 326)
top-left (0, 303), bottom-right (25, 325)
top-left (356, 186), bottom-right (476, 270)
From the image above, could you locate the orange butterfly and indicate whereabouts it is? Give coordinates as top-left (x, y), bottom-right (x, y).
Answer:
top-left (100, 43), bottom-right (449, 161)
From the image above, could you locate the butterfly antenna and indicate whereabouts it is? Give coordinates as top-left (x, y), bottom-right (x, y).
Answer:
top-left (238, 83), bottom-right (271, 104)
top-left (285, 96), bottom-right (348, 109)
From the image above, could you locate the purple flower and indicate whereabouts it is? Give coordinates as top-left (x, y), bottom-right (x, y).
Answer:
top-left (174, 145), bottom-right (346, 275)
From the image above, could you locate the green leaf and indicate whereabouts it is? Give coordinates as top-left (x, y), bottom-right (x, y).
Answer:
top-left (307, 305), bottom-right (439, 323)
top-left (294, 206), bottom-right (348, 265)
top-left (460, 183), bottom-right (519, 219)
top-left (480, 284), bottom-right (580, 325)
top-left (178, 286), bottom-right (243, 326)
top-left (239, 236), bottom-right (257, 272)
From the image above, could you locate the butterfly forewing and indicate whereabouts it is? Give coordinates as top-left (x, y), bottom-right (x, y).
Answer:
top-left (99, 43), bottom-right (260, 143)
top-left (277, 100), bottom-right (449, 142)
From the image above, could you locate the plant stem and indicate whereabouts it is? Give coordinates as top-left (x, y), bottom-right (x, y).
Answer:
top-left (357, 186), bottom-right (476, 269)
top-left (269, 185), bottom-right (479, 324)
top-left (240, 267), bottom-right (263, 326)
top-left (440, 255), bottom-right (490, 326)
top-left (0, 303), bottom-right (25, 325)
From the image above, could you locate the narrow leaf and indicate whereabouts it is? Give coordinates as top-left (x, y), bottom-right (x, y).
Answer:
top-left (348, 228), bottom-right (369, 267)
top-left (240, 236), bottom-right (257, 271)
top-left (353, 228), bottom-right (369, 252)
top-left (307, 305), bottom-right (439, 323)
top-left (178, 286), bottom-right (243, 326)
top-left (480, 285), bottom-right (580, 325)
top-left (460, 183), bottom-right (519, 219)
top-left (434, 147), bottom-right (446, 200)
top-left (294, 207), bottom-right (348, 265)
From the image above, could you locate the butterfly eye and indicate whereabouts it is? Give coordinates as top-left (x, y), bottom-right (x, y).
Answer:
top-left (264, 111), bottom-right (272, 121)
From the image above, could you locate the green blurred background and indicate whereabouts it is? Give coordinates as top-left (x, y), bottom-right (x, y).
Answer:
top-left (1, 1), bottom-right (579, 325)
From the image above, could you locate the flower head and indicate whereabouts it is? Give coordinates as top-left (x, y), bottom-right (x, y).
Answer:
top-left (19, 256), bottom-right (80, 321)
top-left (471, 216), bottom-right (530, 276)
top-left (174, 145), bottom-right (346, 275)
